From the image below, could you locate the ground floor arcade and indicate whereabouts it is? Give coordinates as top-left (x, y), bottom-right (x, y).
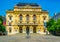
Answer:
top-left (6, 25), bottom-right (46, 35)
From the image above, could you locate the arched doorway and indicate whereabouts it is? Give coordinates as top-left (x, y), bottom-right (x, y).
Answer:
top-left (26, 27), bottom-right (29, 35)
top-left (19, 27), bottom-right (22, 33)
top-left (33, 26), bottom-right (36, 33)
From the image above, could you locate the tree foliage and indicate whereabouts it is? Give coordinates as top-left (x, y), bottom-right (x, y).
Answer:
top-left (46, 18), bottom-right (60, 33)
top-left (0, 16), bottom-right (6, 32)
top-left (46, 19), bottom-right (55, 31)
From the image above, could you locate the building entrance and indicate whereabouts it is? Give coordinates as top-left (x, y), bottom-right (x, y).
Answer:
top-left (33, 27), bottom-right (36, 33)
top-left (19, 27), bottom-right (22, 33)
top-left (26, 27), bottom-right (29, 35)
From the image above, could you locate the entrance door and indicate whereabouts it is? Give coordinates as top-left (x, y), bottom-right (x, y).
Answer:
top-left (19, 27), bottom-right (22, 33)
top-left (26, 27), bottom-right (29, 35)
top-left (33, 27), bottom-right (36, 33)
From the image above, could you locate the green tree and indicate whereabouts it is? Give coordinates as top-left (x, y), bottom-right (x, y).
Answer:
top-left (46, 19), bottom-right (55, 32)
top-left (0, 16), bottom-right (6, 32)
top-left (56, 19), bottom-right (60, 33)
top-left (0, 16), bottom-right (3, 25)
top-left (46, 18), bottom-right (60, 35)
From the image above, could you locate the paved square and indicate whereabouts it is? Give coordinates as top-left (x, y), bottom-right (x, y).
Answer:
top-left (0, 34), bottom-right (60, 42)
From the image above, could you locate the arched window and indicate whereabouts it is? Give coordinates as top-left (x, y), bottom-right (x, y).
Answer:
top-left (43, 16), bottom-right (46, 20)
top-left (43, 16), bottom-right (46, 27)
top-left (9, 16), bottom-right (12, 20)
top-left (20, 14), bottom-right (22, 20)
top-left (8, 15), bottom-right (12, 20)
top-left (10, 16), bottom-right (12, 20)
top-left (20, 15), bottom-right (22, 23)
top-left (33, 15), bottom-right (36, 20)
top-left (26, 15), bottom-right (29, 20)
top-left (33, 15), bottom-right (36, 24)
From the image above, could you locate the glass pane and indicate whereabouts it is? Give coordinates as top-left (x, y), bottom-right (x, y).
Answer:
top-left (20, 16), bottom-right (22, 20)
top-left (26, 15), bottom-right (29, 20)
top-left (10, 16), bottom-right (12, 20)
top-left (33, 15), bottom-right (36, 20)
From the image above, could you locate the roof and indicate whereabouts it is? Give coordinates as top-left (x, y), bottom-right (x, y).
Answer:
top-left (52, 12), bottom-right (60, 19)
top-left (16, 2), bottom-right (39, 6)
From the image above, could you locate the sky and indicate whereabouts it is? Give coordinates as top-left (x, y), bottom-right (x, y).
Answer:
top-left (0, 0), bottom-right (60, 17)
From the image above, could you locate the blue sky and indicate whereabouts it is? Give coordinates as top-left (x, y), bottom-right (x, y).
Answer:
top-left (0, 0), bottom-right (60, 17)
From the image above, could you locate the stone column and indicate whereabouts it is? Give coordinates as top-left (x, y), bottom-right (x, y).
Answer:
top-left (36, 15), bottom-right (40, 24)
top-left (36, 26), bottom-right (40, 33)
top-left (23, 26), bottom-right (26, 33)
top-left (40, 25), bottom-right (45, 34)
top-left (6, 26), bottom-right (9, 35)
top-left (40, 14), bottom-right (43, 25)
top-left (16, 14), bottom-right (20, 25)
top-left (23, 14), bottom-right (26, 23)
top-left (29, 26), bottom-right (33, 33)
top-left (29, 15), bottom-right (33, 23)
top-left (12, 26), bottom-right (15, 34)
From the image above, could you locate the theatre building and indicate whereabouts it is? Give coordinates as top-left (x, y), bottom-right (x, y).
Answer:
top-left (6, 3), bottom-right (49, 35)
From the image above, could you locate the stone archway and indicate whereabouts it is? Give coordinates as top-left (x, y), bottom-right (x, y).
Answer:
top-left (19, 27), bottom-right (22, 33)
top-left (33, 26), bottom-right (36, 33)
top-left (26, 26), bottom-right (29, 35)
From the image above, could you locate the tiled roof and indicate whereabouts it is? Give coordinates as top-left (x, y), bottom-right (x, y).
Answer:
top-left (16, 2), bottom-right (39, 6)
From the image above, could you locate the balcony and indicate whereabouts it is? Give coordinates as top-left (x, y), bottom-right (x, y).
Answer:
top-left (17, 22), bottom-right (39, 25)
top-left (15, 20), bottom-right (44, 25)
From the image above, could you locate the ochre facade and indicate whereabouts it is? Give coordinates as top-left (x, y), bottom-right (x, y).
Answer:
top-left (6, 3), bottom-right (49, 35)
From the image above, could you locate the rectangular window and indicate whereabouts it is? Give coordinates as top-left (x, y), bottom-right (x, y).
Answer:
top-left (9, 16), bottom-right (12, 20)
top-left (9, 28), bottom-right (11, 33)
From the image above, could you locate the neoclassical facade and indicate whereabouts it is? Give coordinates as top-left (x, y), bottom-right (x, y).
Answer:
top-left (6, 3), bottom-right (49, 35)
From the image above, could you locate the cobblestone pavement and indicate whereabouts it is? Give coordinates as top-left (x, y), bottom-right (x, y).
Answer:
top-left (0, 34), bottom-right (60, 42)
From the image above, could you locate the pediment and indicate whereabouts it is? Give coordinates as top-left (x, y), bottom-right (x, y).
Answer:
top-left (23, 5), bottom-right (32, 8)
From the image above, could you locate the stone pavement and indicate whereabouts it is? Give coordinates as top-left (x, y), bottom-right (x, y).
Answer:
top-left (0, 34), bottom-right (60, 42)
